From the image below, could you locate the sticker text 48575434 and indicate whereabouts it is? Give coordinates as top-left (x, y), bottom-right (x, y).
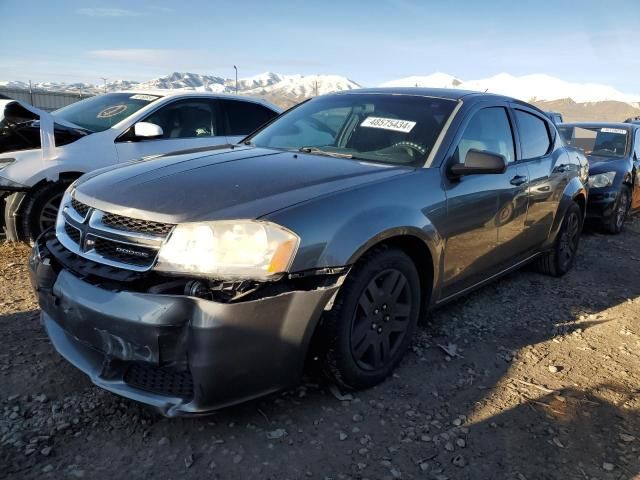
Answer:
top-left (360, 116), bottom-right (416, 133)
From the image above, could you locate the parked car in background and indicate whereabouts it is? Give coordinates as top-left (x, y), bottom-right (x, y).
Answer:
top-left (545, 111), bottom-right (564, 125)
top-left (559, 122), bottom-right (640, 233)
top-left (624, 116), bottom-right (640, 124)
top-left (31, 88), bottom-right (588, 416)
top-left (0, 91), bottom-right (281, 242)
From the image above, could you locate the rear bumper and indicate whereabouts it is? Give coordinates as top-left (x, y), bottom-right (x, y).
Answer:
top-left (30, 240), bottom-right (340, 416)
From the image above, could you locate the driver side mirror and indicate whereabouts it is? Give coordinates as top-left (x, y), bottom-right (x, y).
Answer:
top-left (133, 122), bottom-right (163, 139)
top-left (449, 149), bottom-right (507, 176)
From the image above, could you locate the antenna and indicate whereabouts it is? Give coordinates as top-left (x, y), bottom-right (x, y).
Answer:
top-left (100, 77), bottom-right (108, 93)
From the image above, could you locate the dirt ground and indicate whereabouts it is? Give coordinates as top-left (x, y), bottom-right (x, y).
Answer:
top-left (1, 221), bottom-right (640, 480)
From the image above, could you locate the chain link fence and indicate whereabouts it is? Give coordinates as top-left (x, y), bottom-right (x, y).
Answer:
top-left (0, 88), bottom-right (94, 111)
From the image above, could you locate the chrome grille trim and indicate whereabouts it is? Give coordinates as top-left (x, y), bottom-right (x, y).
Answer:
top-left (56, 197), bottom-right (170, 272)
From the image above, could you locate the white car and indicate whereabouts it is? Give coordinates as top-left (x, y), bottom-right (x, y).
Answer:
top-left (0, 91), bottom-right (281, 241)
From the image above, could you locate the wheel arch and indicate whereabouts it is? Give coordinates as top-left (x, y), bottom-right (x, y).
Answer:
top-left (543, 176), bottom-right (588, 249)
top-left (4, 171), bottom-right (84, 241)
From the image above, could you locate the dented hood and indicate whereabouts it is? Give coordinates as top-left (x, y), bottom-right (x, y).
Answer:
top-left (74, 146), bottom-right (411, 223)
top-left (0, 99), bottom-right (83, 159)
top-left (0, 100), bottom-right (56, 159)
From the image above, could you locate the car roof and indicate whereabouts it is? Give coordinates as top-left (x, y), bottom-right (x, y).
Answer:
top-left (106, 90), bottom-right (282, 112)
top-left (333, 87), bottom-right (510, 101)
top-left (560, 122), bottom-right (636, 130)
top-left (330, 87), bottom-right (546, 113)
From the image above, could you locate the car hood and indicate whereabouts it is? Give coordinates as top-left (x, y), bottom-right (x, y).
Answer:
top-left (74, 146), bottom-right (412, 223)
top-left (586, 154), bottom-right (629, 174)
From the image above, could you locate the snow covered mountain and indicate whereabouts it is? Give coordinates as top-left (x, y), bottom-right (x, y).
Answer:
top-left (380, 72), bottom-right (640, 105)
top-left (3, 71), bottom-right (639, 110)
top-left (0, 72), bottom-right (360, 105)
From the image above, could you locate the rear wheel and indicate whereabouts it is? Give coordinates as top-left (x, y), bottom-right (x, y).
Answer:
top-left (604, 185), bottom-right (630, 234)
top-left (319, 247), bottom-right (421, 390)
top-left (19, 181), bottom-right (71, 243)
top-left (535, 202), bottom-right (582, 277)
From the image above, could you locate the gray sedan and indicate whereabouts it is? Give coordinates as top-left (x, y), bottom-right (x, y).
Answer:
top-left (30, 88), bottom-right (588, 415)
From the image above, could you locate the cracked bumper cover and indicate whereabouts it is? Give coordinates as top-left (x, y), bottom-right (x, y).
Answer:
top-left (29, 242), bottom-right (341, 416)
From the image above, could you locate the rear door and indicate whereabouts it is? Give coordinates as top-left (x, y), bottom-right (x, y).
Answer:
top-left (218, 99), bottom-right (279, 144)
top-left (115, 98), bottom-right (227, 162)
top-left (441, 104), bottom-right (526, 298)
top-left (512, 107), bottom-right (565, 249)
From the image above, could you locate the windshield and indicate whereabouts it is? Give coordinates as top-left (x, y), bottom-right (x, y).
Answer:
top-left (52, 93), bottom-right (162, 132)
top-left (559, 125), bottom-right (629, 158)
top-left (248, 94), bottom-right (457, 167)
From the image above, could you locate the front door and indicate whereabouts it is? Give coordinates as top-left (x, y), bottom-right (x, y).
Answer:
top-left (115, 99), bottom-right (228, 162)
top-left (441, 106), bottom-right (523, 299)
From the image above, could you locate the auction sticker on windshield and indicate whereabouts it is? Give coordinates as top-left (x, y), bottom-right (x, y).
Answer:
top-left (601, 128), bottom-right (627, 135)
top-left (361, 116), bottom-right (416, 133)
top-left (130, 94), bottom-right (160, 101)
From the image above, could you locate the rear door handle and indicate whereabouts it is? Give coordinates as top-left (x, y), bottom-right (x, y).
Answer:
top-left (510, 175), bottom-right (527, 186)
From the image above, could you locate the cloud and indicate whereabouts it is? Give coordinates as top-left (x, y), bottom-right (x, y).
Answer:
top-left (76, 8), bottom-right (145, 17)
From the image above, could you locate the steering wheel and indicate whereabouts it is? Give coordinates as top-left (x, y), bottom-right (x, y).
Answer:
top-left (390, 141), bottom-right (427, 156)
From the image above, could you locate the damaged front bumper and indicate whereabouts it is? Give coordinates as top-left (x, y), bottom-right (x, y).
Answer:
top-left (30, 238), bottom-right (343, 416)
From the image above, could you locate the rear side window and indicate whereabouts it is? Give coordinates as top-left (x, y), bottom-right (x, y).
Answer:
top-left (219, 100), bottom-right (278, 136)
top-left (635, 129), bottom-right (640, 158)
top-left (516, 110), bottom-right (551, 159)
top-left (456, 107), bottom-right (515, 164)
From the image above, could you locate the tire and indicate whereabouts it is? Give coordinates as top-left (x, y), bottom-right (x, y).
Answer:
top-left (18, 181), bottom-right (71, 243)
top-left (535, 202), bottom-right (582, 277)
top-left (603, 185), bottom-right (630, 234)
top-left (319, 246), bottom-right (421, 390)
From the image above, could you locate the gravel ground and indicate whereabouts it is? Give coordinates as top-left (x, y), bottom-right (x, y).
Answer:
top-left (1, 221), bottom-right (640, 480)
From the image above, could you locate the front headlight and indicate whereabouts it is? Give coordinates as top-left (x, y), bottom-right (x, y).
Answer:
top-left (155, 221), bottom-right (299, 280)
top-left (589, 171), bottom-right (616, 188)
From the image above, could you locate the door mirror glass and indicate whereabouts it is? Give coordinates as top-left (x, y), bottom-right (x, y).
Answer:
top-left (133, 122), bottom-right (163, 139)
top-left (450, 149), bottom-right (507, 176)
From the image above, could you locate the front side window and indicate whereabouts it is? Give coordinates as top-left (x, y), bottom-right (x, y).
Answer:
top-left (515, 110), bottom-right (551, 160)
top-left (144, 100), bottom-right (218, 139)
top-left (219, 100), bottom-right (278, 136)
top-left (455, 107), bottom-right (515, 164)
top-left (53, 93), bottom-right (161, 132)
top-left (248, 94), bottom-right (457, 167)
top-left (635, 129), bottom-right (640, 158)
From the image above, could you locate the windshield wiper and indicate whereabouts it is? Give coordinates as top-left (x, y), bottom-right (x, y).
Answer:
top-left (298, 147), bottom-right (353, 158)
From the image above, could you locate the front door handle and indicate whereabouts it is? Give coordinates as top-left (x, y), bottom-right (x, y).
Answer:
top-left (510, 175), bottom-right (527, 186)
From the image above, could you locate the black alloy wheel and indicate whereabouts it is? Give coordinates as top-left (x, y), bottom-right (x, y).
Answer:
top-left (557, 207), bottom-right (581, 272)
top-left (319, 247), bottom-right (421, 390)
top-left (350, 269), bottom-right (413, 371)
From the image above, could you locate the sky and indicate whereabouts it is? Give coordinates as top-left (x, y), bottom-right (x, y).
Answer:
top-left (1, 0), bottom-right (639, 94)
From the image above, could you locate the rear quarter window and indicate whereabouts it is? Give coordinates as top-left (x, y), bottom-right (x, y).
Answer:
top-left (219, 100), bottom-right (278, 136)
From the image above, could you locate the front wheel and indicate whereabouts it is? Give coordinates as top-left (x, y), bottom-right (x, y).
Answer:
top-left (19, 181), bottom-right (71, 243)
top-left (535, 202), bottom-right (582, 277)
top-left (319, 247), bottom-right (421, 390)
top-left (604, 185), bottom-right (630, 234)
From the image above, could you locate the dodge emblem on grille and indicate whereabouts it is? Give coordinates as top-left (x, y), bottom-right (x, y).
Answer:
top-left (115, 247), bottom-right (150, 258)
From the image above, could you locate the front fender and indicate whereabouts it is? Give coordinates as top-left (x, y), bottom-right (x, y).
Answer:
top-left (543, 176), bottom-right (588, 249)
top-left (265, 169), bottom-right (446, 297)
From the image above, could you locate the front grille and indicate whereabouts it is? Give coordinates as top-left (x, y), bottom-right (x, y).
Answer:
top-left (102, 213), bottom-right (174, 236)
top-left (64, 223), bottom-right (81, 244)
top-left (46, 237), bottom-right (144, 283)
top-left (93, 237), bottom-right (157, 267)
top-left (124, 363), bottom-right (194, 399)
top-left (71, 198), bottom-right (90, 218)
